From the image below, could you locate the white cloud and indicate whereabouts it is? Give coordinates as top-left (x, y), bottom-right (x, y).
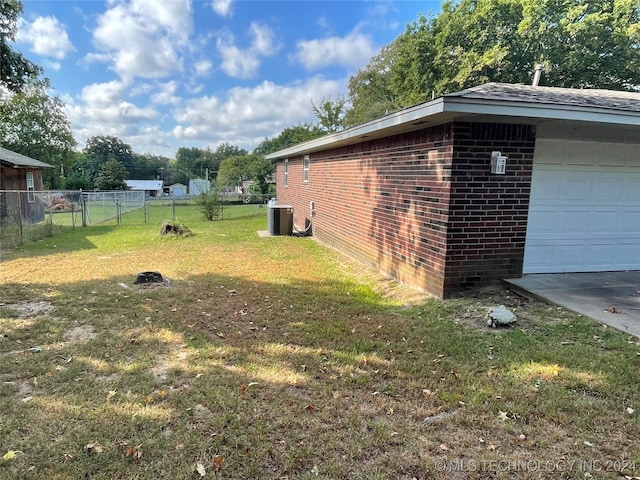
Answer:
top-left (90, 0), bottom-right (193, 80)
top-left (172, 76), bottom-right (345, 148)
top-left (65, 81), bottom-right (159, 148)
top-left (294, 31), bottom-right (375, 70)
top-left (151, 81), bottom-right (180, 105)
top-left (211, 0), bottom-right (233, 17)
top-left (193, 60), bottom-right (213, 77)
top-left (217, 39), bottom-right (260, 79)
top-left (249, 22), bottom-right (277, 56)
top-left (17, 16), bottom-right (74, 59)
top-left (216, 23), bottom-right (278, 79)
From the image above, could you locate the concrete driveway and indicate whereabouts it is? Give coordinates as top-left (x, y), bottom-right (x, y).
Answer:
top-left (505, 271), bottom-right (640, 338)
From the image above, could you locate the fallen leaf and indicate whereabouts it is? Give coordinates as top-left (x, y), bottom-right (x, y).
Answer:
top-left (603, 307), bottom-right (623, 314)
top-left (125, 446), bottom-right (142, 462)
top-left (304, 404), bottom-right (314, 411)
top-left (627, 407), bottom-right (635, 415)
top-left (212, 455), bottom-right (224, 471)
top-left (3, 450), bottom-right (22, 461)
top-left (196, 462), bottom-right (206, 476)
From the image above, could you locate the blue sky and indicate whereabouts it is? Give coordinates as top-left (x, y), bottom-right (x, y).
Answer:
top-left (15, 0), bottom-right (442, 157)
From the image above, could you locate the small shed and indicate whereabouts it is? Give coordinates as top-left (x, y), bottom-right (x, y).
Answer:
top-left (0, 147), bottom-right (54, 223)
top-left (125, 180), bottom-right (163, 197)
top-left (189, 179), bottom-right (210, 196)
top-left (168, 183), bottom-right (188, 197)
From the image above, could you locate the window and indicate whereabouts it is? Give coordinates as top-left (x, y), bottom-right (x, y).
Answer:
top-left (303, 155), bottom-right (309, 182)
top-left (26, 172), bottom-right (35, 203)
top-left (284, 159), bottom-right (289, 187)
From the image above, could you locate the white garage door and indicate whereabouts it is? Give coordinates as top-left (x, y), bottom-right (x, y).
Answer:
top-left (523, 138), bottom-right (640, 274)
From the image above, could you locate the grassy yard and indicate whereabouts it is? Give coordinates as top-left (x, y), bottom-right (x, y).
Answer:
top-left (0, 204), bottom-right (638, 479)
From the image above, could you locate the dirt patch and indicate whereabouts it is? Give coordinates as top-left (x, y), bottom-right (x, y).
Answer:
top-left (151, 347), bottom-right (190, 381)
top-left (2, 301), bottom-right (53, 319)
top-left (63, 325), bottom-right (97, 343)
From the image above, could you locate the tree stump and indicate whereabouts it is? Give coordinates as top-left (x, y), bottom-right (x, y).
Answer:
top-left (160, 221), bottom-right (192, 236)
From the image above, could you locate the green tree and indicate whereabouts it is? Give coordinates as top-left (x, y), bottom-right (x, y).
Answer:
top-left (249, 156), bottom-right (276, 194)
top-left (81, 136), bottom-right (134, 184)
top-left (175, 144), bottom-right (247, 184)
top-left (253, 123), bottom-right (324, 156)
top-left (344, 42), bottom-right (402, 127)
top-left (94, 158), bottom-right (128, 190)
top-left (0, 77), bottom-right (76, 188)
top-left (0, 0), bottom-right (42, 92)
top-left (347, 0), bottom-right (640, 123)
top-left (216, 153), bottom-right (275, 194)
top-left (62, 172), bottom-right (92, 190)
top-left (311, 95), bottom-right (348, 133)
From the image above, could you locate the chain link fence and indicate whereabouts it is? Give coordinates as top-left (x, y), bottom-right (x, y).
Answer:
top-left (0, 190), bottom-right (272, 249)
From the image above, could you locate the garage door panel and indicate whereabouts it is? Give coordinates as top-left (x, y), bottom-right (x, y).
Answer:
top-left (524, 139), bottom-right (640, 274)
top-left (559, 210), bottom-right (589, 233)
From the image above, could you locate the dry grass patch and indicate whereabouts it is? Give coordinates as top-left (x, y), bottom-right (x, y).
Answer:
top-left (0, 205), bottom-right (638, 479)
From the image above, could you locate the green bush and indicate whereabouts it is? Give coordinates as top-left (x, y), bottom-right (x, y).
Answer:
top-left (198, 188), bottom-right (222, 221)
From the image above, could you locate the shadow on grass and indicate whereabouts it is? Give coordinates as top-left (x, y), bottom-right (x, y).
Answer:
top-left (1, 270), bottom-right (639, 479)
top-left (0, 224), bottom-right (119, 262)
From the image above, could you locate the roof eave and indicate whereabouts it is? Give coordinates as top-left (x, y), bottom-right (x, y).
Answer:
top-left (266, 96), bottom-right (640, 160)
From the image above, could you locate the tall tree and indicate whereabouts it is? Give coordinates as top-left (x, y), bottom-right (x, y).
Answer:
top-left (253, 123), bottom-right (324, 156)
top-left (94, 158), bottom-right (128, 190)
top-left (344, 42), bottom-right (402, 127)
top-left (311, 95), bottom-right (348, 133)
top-left (0, 77), bottom-right (76, 188)
top-left (0, 0), bottom-right (42, 92)
top-left (80, 136), bottom-right (134, 183)
top-left (216, 153), bottom-right (275, 194)
top-left (175, 144), bottom-right (247, 184)
top-left (346, 0), bottom-right (640, 124)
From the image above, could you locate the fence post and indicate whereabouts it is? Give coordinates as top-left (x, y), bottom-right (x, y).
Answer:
top-left (17, 192), bottom-right (24, 244)
top-left (144, 200), bottom-right (148, 224)
top-left (172, 197), bottom-right (176, 222)
top-left (81, 192), bottom-right (87, 227)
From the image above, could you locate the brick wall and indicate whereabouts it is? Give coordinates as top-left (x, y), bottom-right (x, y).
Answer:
top-left (277, 124), bottom-right (455, 297)
top-left (443, 122), bottom-right (536, 296)
top-left (275, 121), bottom-right (536, 298)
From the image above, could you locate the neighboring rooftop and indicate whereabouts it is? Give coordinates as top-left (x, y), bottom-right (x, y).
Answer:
top-left (125, 180), bottom-right (163, 190)
top-left (0, 147), bottom-right (54, 169)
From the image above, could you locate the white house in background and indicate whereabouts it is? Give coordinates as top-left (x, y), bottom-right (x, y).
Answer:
top-left (189, 179), bottom-right (210, 196)
top-left (125, 180), bottom-right (163, 197)
top-left (168, 183), bottom-right (188, 196)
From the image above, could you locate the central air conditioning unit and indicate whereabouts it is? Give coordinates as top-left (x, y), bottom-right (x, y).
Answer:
top-left (267, 205), bottom-right (293, 236)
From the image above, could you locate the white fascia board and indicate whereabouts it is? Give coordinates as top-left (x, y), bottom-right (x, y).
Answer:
top-left (265, 99), bottom-right (446, 160)
top-left (266, 97), bottom-right (640, 160)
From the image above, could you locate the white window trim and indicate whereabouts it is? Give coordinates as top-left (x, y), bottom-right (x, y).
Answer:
top-left (284, 158), bottom-right (289, 187)
top-left (26, 172), bottom-right (35, 203)
top-left (303, 155), bottom-right (309, 183)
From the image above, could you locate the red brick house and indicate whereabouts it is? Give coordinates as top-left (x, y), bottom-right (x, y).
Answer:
top-left (266, 83), bottom-right (640, 298)
top-left (0, 147), bottom-right (54, 223)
